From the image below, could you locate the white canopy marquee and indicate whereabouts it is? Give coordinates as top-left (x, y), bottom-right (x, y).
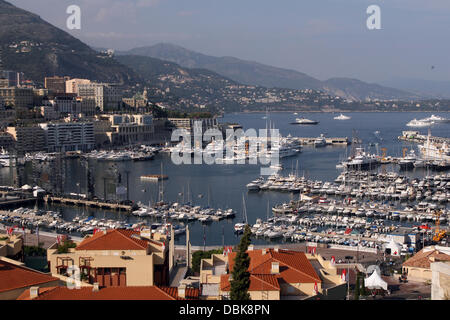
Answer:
top-left (364, 269), bottom-right (388, 291)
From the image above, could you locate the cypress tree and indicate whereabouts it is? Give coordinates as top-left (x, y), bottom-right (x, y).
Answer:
top-left (230, 225), bottom-right (252, 300)
top-left (354, 273), bottom-right (360, 300)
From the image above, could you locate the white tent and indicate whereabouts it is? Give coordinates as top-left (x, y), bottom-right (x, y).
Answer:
top-left (364, 270), bottom-right (388, 291)
top-left (385, 239), bottom-right (402, 256)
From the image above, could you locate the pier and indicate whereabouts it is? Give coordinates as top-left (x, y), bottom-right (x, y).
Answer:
top-left (44, 195), bottom-right (133, 212)
top-left (398, 131), bottom-right (450, 144)
top-left (293, 137), bottom-right (350, 146)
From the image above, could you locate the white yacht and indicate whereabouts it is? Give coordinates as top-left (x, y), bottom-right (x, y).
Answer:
top-left (420, 114), bottom-right (450, 123)
top-left (294, 117), bottom-right (319, 125)
top-left (314, 134), bottom-right (327, 147)
top-left (342, 147), bottom-right (380, 170)
top-left (399, 150), bottom-right (416, 170)
top-left (334, 114), bottom-right (351, 120)
top-left (406, 119), bottom-right (434, 127)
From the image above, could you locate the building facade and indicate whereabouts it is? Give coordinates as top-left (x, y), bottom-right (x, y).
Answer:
top-left (0, 87), bottom-right (34, 108)
top-left (47, 229), bottom-right (170, 287)
top-left (6, 125), bottom-right (46, 154)
top-left (39, 121), bottom-right (95, 152)
top-left (44, 76), bottom-right (70, 94)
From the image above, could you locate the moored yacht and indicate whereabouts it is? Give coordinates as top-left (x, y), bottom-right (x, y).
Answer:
top-left (334, 114), bottom-right (351, 120)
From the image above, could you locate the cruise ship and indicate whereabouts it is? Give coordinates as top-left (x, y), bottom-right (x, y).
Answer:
top-left (333, 114), bottom-right (351, 120)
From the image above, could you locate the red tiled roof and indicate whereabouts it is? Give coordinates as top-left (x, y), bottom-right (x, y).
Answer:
top-left (220, 273), bottom-right (280, 292)
top-left (75, 229), bottom-right (152, 251)
top-left (227, 249), bottom-right (321, 284)
top-left (403, 247), bottom-right (450, 269)
top-left (17, 286), bottom-right (200, 300)
top-left (0, 259), bottom-right (59, 293)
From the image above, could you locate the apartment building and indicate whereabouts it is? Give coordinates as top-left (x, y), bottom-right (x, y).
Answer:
top-left (44, 76), bottom-right (70, 94)
top-left (0, 87), bottom-right (34, 108)
top-left (200, 247), bottom-right (347, 300)
top-left (39, 121), bottom-right (95, 153)
top-left (77, 83), bottom-right (122, 112)
top-left (65, 78), bottom-right (91, 94)
top-left (47, 229), bottom-right (171, 287)
top-left (6, 125), bottom-right (46, 154)
top-left (97, 114), bottom-right (154, 146)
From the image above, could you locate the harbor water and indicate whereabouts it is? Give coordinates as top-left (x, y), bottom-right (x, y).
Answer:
top-left (1, 112), bottom-right (449, 245)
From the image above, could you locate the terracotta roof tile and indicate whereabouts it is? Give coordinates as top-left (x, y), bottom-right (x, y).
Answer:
top-left (403, 247), bottom-right (450, 269)
top-left (227, 249), bottom-right (321, 284)
top-left (220, 273), bottom-right (280, 292)
top-left (0, 259), bottom-right (59, 293)
top-left (75, 229), bottom-right (152, 251)
top-left (17, 286), bottom-right (200, 300)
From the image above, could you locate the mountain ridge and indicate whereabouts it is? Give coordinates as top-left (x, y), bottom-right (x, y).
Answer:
top-left (118, 42), bottom-right (420, 101)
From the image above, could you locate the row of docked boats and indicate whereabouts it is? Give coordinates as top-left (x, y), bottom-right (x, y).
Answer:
top-left (271, 198), bottom-right (448, 224)
top-left (85, 147), bottom-right (158, 162)
top-left (248, 171), bottom-right (450, 204)
top-left (168, 135), bottom-right (302, 161)
top-left (0, 207), bottom-right (186, 237)
top-left (132, 202), bottom-right (236, 223)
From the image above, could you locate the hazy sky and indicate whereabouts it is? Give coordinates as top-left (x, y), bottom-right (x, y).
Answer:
top-left (8, 0), bottom-right (450, 83)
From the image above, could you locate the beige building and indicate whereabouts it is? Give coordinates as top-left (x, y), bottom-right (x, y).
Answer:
top-left (0, 233), bottom-right (23, 260)
top-left (6, 125), bottom-right (46, 154)
top-left (77, 83), bottom-right (122, 112)
top-left (47, 229), bottom-right (170, 288)
top-left (200, 247), bottom-right (347, 300)
top-left (0, 87), bottom-right (34, 108)
top-left (403, 245), bottom-right (450, 282)
top-left (44, 76), bottom-right (70, 94)
top-left (65, 78), bottom-right (91, 94)
top-left (95, 114), bottom-right (154, 147)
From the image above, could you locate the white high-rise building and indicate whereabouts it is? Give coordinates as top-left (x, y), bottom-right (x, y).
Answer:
top-left (39, 121), bottom-right (95, 152)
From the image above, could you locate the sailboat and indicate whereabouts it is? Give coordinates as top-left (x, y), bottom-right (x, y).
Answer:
top-left (234, 194), bottom-right (248, 234)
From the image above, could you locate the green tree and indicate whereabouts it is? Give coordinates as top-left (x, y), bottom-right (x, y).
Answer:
top-left (354, 273), bottom-right (360, 300)
top-left (230, 225), bottom-right (252, 300)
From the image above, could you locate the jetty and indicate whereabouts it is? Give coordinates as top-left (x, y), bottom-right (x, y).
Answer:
top-left (44, 195), bottom-right (133, 212)
top-left (398, 131), bottom-right (450, 144)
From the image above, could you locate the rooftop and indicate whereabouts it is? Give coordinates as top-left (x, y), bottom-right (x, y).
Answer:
top-left (17, 286), bottom-right (200, 300)
top-left (75, 229), bottom-right (162, 251)
top-left (403, 245), bottom-right (450, 269)
top-left (0, 258), bottom-right (59, 293)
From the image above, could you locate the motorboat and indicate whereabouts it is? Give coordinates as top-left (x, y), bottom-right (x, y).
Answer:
top-left (334, 114), bottom-right (351, 120)
top-left (293, 117), bottom-right (319, 125)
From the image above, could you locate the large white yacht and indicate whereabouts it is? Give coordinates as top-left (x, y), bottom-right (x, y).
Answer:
top-left (334, 114), bottom-right (351, 120)
top-left (420, 114), bottom-right (450, 123)
top-left (406, 119), bottom-right (434, 127)
top-left (294, 117), bottom-right (319, 125)
top-left (342, 147), bottom-right (380, 170)
top-left (314, 134), bottom-right (327, 147)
